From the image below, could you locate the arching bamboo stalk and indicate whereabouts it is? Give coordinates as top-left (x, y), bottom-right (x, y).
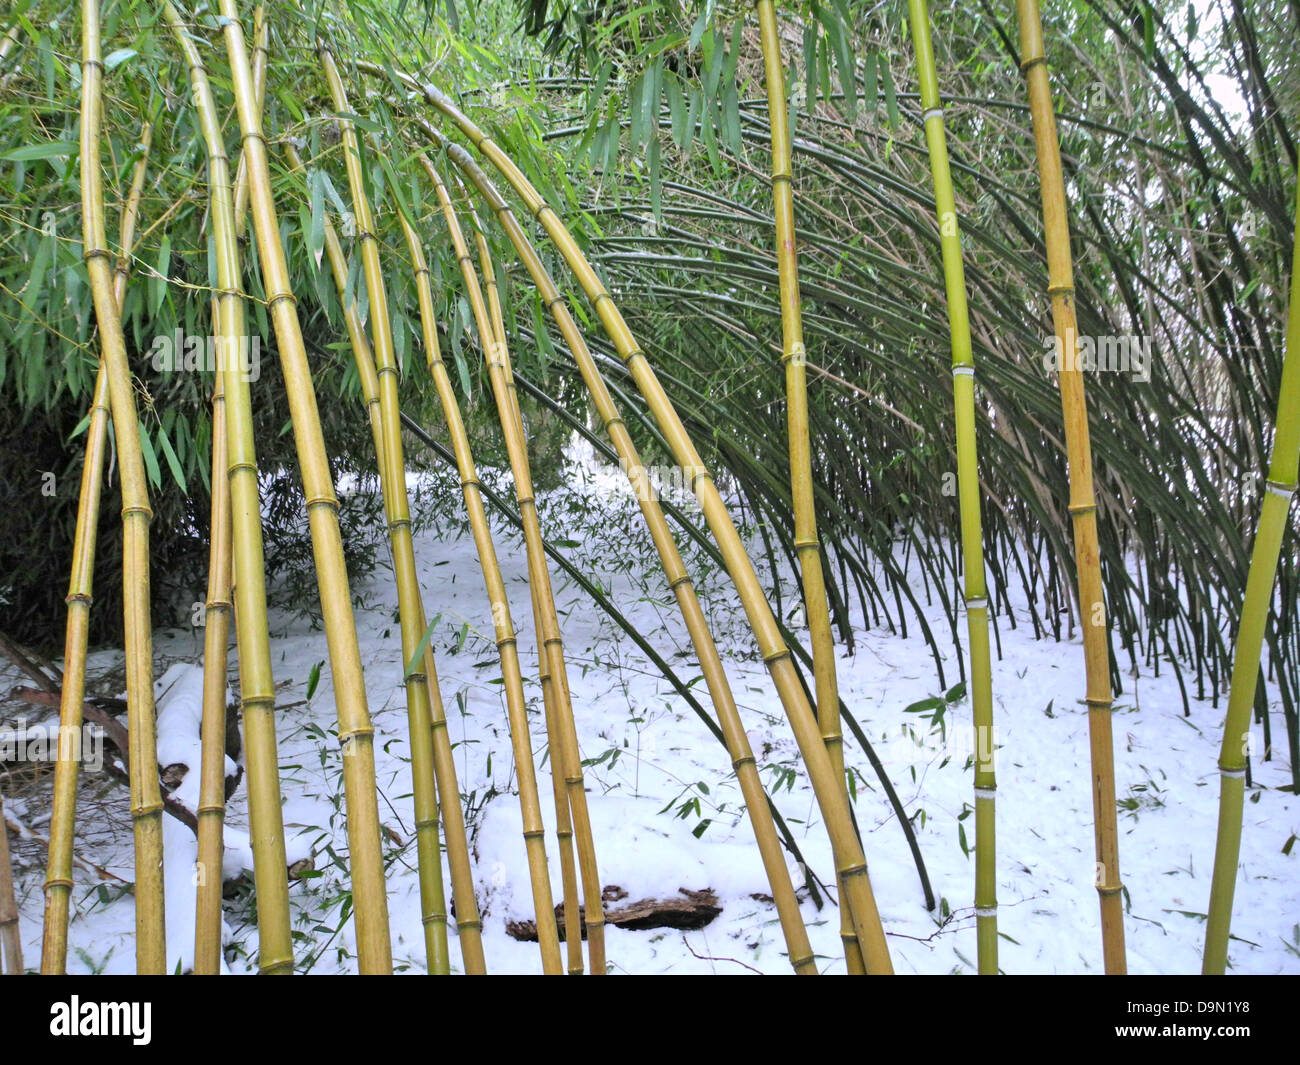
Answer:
top-left (1204, 177), bottom-right (1300, 973)
top-left (422, 156), bottom-right (584, 972)
top-left (280, 139), bottom-right (478, 975)
top-left (756, 0), bottom-right (861, 974)
top-left (41, 114), bottom-right (153, 975)
top-left (1015, 0), bottom-right (1125, 973)
top-left (408, 116), bottom-right (818, 973)
top-left (0, 791), bottom-right (21, 972)
top-left (908, 0), bottom-right (999, 974)
top-left (78, 0), bottom-right (165, 973)
top-left (162, 0), bottom-right (294, 975)
top-left (319, 47), bottom-right (510, 972)
top-left (379, 70), bottom-right (892, 971)
top-left (216, 0), bottom-right (392, 973)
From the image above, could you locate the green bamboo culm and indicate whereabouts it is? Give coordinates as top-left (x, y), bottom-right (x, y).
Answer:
top-left (78, 0), bottom-right (166, 973)
top-left (41, 116), bottom-right (153, 975)
top-left (755, 0), bottom-right (861, 974)
top-left (907, 0), bottom-right (998, 974)
top-left (422, 124), bottom-right (818, 974)
top-left (1203, 176), bottom-right (1300, 974)
top-left (162, 0), bottom-right (296, 975)
top-left (1015, 0), bottom-right (1126, 974)
top-left (317, 46), bottom-right (456, 976)
top-left (215, 0), bottom-right (393, 973)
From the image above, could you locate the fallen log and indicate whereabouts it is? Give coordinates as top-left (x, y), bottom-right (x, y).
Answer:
top-left (506, 887), bottom-right (721, 942)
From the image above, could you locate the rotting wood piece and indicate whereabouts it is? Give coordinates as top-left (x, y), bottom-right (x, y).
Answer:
top-left (506, 887), bottom-right (721, 942)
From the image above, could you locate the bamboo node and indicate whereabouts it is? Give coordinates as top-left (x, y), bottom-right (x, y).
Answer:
top-left (922, 107), bottom-right (944, 123)
top-left (337, 726), bottom-right (375, 743)
top-left (228, 460), bottom-right (258, 476)
top-left (952, 365), bottom-right (975, 377)
top-left (793, 537), bottom-right (821, 551)
top-left (667, 574), bottom-right (693, 590)
top-left (304, 494), bottom-right (340, 513)
top-left (65, 592), bottom-right (93, 606)
top-left (266, 289), bottom-right (297, 310)
top-left (44, 876), bottom-right (75, 891)
top-left (839, 861), bottom-right (869, 879)
top-left (1067, 501), bottom-right (1097, 516)
top-left (761, 647), bottom-right (793, 665)
top-left (120, 504), bottom-right (154, 521)
top-left (420, 913), bottom-right (449, 927)
top-left (1265, 479), bottom-right (1296, 499)
top-left (521, 828), bottom-right (546, 840)
top-left (1046, 282), bottom-right (1075, 297)
top-left (1218, 766), bottom-right (1246, 779)
top-left (780, 342), bottom-right (806, 365)
top-left (1096, 884), bottom-right (1124, 897)
top-left (975, 906), bottom-right (998, 917)
top-left (1080, 697), bottom-right (1113, 709)
top-left (1019, 54), bottom-right (1048, 73)
top-left (731, 754), bottom-right (757, 770)
top-left (974, 785), bottom-right (997, 799)
top-left (82, 247), bottom-right (112, 264)
top-left (130, 801), bottom-right (165, 819)
top-left (964, 595), bottom-right (988, 609)
top-left (414, 817), bottom-right (441, 829)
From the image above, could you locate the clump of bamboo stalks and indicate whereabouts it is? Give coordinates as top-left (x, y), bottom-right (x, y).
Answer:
top-left (368, 63), bottom-right (893, 973)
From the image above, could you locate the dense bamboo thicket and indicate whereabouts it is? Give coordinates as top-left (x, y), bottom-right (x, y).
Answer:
top-left (0, 0), bottom-right (1295, 977)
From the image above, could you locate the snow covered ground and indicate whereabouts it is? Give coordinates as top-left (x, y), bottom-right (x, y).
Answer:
top-left (4, 440), bottom-right (1298, 974)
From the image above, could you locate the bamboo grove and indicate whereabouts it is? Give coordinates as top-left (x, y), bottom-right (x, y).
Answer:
top-left (0, 0), bottom-right (1295, 974)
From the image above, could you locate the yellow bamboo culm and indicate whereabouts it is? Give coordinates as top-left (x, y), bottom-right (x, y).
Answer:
top-left (412, 117), bottom-right (817, 973)
top-left (377, 69), bottom-right (892, 972)
top-left (1015, 0), bottom-right (1125, 973)
top-left (755, 0), bottom-right (861, 974)
top-left (280, 139), bottom-right (483, 974)
top-left (1203, 176), bottom-right (1300, 973)
top-left (0, 792), bottom-right (21, 972)
top-left (193, 357), bottom-right (233, 974)
top-left (318, 47), bottom-right (490, 973)
top-left (41, 115), bottom-right (153, 974)
top-left (162, 0), bottom-right (296, 974)
top-left (216, 0), bottom-right (393, 973)
top-left (78, 0), bottom-right (165, 974)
